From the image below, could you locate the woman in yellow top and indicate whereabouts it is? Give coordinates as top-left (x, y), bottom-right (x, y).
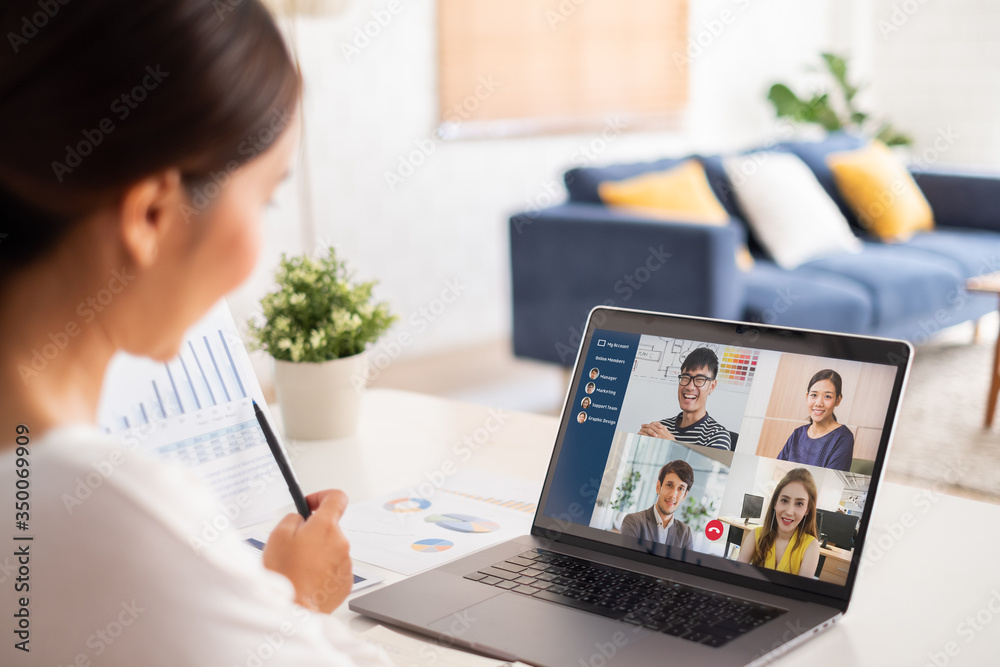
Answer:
top-left (737, 468), bottom-right (821, 577)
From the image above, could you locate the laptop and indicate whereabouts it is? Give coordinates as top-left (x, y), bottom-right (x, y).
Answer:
top-left (350, 306), bottom-right (913, 666)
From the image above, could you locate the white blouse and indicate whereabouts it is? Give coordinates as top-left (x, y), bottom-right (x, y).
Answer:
top-left (0, 424), bottom-right (390, 666)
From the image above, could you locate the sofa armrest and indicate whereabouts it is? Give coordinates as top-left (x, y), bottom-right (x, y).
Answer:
top-left (912, 167), bottom-right (1000, 232)
top-left (509, 203), bottom-right (746, 365)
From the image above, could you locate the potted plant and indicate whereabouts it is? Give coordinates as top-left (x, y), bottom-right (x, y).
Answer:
top-left (678, 495), bottom-right (717, 537)
top-left (610, 470), bottom-right (642, 530)
top-left (767, 52), bottom-right (912, 147)
top-left (247, 247), bottom-right (396, 440)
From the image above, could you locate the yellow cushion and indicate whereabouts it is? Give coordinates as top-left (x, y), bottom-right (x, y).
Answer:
top-left (598, 160), bottom-right (730, 225)
top-left (597, 160), bottom-right (753, 270)
top-left (826, 141), bottom-right (934, 242)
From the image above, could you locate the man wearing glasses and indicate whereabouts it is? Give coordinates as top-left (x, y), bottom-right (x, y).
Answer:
top-left (638, 347), bottom-right (732, 451)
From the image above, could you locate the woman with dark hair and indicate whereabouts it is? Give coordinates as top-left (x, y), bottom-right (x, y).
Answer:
top-left (736, 468), bottom-right (820, 578)
top-left (776, 369), bottom-right (855, 472)
top-left (0, 1), bottom-right (388, 664)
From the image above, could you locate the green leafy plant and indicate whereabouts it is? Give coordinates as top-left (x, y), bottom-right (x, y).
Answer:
top-left (678, 495), bottom-right (717, 534)
top-left (767, 52), bottom-right (912, 146)
top-left (247, 247), bottom-right (397, 363)
top-left (610, 470), bottom-right (642, 512)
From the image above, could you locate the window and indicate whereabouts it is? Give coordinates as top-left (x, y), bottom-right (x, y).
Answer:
top-left (438, 0), bottom-right (689, 139)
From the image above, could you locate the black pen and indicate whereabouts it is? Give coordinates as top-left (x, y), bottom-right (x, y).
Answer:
top-left (253, 399), bottom-right (311, 519)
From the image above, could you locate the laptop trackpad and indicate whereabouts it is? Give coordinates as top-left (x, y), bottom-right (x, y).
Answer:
top-left (428, 593), bottom-right (653, 664)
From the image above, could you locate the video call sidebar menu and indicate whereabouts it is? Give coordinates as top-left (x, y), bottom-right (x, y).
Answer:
top-left (544, 330), bottom-right (638, 521)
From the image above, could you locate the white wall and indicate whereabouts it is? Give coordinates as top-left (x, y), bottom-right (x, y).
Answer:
top-left (233, 0), bottom-right (850, 382)
top-left (869, 0), bottom-right (1000, 169)
top-left (816, 471), bottom-right (847, 513)
top-left (718, 453), bottom-right (761, 517)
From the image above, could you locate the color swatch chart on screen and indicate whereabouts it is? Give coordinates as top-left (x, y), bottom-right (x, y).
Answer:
top-left (717, 348), bottom-right (759, 389)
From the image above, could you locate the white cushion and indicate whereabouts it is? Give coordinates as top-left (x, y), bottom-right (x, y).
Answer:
top-left (723, 152), bottom-right (862, 270)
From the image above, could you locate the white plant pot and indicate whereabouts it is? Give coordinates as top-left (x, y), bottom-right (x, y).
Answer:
top-left (273, 353), bottom-right (368, 440)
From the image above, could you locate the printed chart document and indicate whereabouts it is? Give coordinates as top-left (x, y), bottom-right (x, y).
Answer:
top-left (96, 300), bottom-right (289, 528)
top-left (340, 468), bottom-right (543, 576)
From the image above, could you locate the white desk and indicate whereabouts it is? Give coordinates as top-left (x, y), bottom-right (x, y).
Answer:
top-left (281, 389), bottom-right (1000, 666)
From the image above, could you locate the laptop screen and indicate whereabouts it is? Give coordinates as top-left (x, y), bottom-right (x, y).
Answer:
top-left (533, 307), bottom-right (912, 602)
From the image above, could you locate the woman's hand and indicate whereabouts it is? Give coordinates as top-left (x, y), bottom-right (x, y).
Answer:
top-left (262, 489), bottom-right (353, 614)
top-left (638, 422), bottom-right (676, 440)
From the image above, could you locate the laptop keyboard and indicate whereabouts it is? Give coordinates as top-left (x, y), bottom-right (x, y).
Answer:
top-left (464, 548), bottom-right (784, 648)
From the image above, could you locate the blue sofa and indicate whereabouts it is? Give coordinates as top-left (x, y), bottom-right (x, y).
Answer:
top-left (509, 134), bottom-right (1000, 365)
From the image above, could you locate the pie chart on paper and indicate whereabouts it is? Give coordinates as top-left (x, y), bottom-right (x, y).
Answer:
top-left (411, 538), bottom-right (454, 552)
top-left (383, 497), bottom-right (431, 513)
top-left (424, 513), bottom-right (500, 534)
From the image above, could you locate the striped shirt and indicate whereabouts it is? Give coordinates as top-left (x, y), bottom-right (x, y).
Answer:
top-left (659, 412), bottom-right (732, 451)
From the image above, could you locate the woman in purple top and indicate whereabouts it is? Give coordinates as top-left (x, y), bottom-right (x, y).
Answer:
top-left (776, 370), bottom-right (855, 471)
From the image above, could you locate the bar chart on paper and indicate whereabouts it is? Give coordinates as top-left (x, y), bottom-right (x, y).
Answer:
top-left (97, 301), bottom-right (289, 528)
top-left (100, 327), bottom-right (249, 431)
